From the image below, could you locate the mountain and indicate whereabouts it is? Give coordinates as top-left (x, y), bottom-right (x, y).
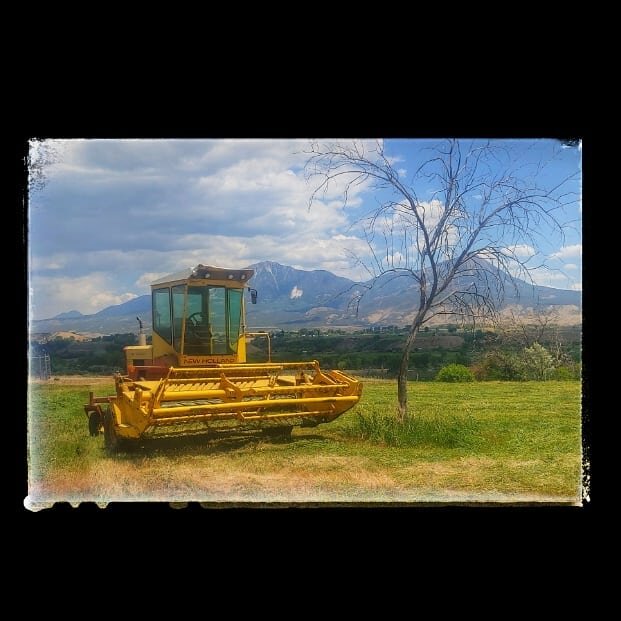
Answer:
top-left (92, 295), bottom-right (151, 318)
top-left (248, 261), bottom-right (354, 304)
top-left (244, 261), bottom-right (360, 327)
top-left (30, 261), bottom-right (581, 335)
top-left (350, 260), bottom-right (582, 325)
top-left (52, 310), bottom-right (83, 319)
top-left (33, 296), bottom-right (151, 335)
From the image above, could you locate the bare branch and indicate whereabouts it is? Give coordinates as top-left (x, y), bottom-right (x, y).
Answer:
top-left (304, 139), bottom-right (578, 419)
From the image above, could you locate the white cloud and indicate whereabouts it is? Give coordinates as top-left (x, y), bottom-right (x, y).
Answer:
top-left (416, 199), bottom-right (444, 228)
top-left (29, 139), bottom-right (379, 315)
top-left (28, 138), bottom-right (582, 316)
top-left (564, 263), bottom-right (578, 270)
top-left (506, 244), bottom-right (536, 258)
top-left (551, 243), bottom-right (582, 260)
top-left (290, 286), bottom-right (303, 299)
top-left (135, 272), bottom-right (169, 288)
top-left (525, 267), bottom-right (579, 290)
top-left (385, 199), bottom-right (445, 233)
top-left (29, 272), bottom-right (138, 319)
top-left (570, 283), bottom-right (582, 291)
top-left (29, 254), bottom-right (68, 271)
top-left (386, 153), bottom-right (403, 165)
top-left (28, 228), bottom-right (373, 317)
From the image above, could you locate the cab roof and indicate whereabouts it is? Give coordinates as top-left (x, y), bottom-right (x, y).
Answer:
top-left (150, 264), bottom-right (255, 287)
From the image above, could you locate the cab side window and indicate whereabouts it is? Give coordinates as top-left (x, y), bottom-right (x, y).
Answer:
top-left (153, 288), bottom-right (172, 343)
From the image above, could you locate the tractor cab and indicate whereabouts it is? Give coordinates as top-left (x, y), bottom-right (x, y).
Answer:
top-left (123, 265), bottom-right (255, 379)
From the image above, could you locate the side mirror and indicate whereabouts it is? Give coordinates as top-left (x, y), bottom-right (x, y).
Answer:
top-left (249, 288), bottom-right (258, 304)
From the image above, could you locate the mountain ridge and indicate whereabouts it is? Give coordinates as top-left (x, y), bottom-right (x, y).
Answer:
top-left (52, 310), bottom-right (84, 319)
top-left (31, 261), bottom-right (581, 335)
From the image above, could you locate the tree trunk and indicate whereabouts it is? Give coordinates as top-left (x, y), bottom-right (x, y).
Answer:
top-left (396, 324), bottom-right (420, 422)
top-left (397, 353), bottom-right (409, 422)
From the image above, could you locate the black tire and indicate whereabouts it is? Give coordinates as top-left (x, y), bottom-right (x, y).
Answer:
top-left (103, 406), bottom-right (139, 453)
top-left (262, 426), bottom-right (293, 442)
top-left (103, 406), bottom-right (119, 453)
top-left (88, 410), bottom-right (102, 436)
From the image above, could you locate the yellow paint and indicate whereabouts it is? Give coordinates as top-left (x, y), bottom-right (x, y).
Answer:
top-left (94, 264), bottom-right (363, 446)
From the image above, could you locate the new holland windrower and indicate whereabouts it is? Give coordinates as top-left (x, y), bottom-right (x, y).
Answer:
top-left (84, 265), bottom-right (362, 450)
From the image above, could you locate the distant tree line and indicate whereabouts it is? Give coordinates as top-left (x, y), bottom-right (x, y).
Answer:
top-left (32, 325), bottom-right (580, 380)
top-left (34, 333), bottom-right (140, 374)
top-left (248, 326), bottom-right (581, 381)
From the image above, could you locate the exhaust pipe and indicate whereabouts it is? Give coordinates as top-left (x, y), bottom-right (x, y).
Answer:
top-left (136, 316), bottom-right (146, 346)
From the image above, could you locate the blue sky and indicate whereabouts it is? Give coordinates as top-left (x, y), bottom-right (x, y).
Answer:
top-left (28, 139), bottom-right (582, 319)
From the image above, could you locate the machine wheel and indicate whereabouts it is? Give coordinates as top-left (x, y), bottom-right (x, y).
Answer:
top-left (262, 426), bottom-right (293, 442)
top-left (103, 406), bottom-right (120, 453)
top-left (103, 406), bottom-right (137, 453)
top-left (88, 410), bottom-right (102, 436)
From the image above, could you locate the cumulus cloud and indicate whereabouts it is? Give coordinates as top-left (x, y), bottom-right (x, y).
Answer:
top-left (28, 138), bottom-right (582, 318)
top-left (506, 244), bottom-right (536, 258)
top-left (525, 267), bottom-right (580, 290)
top-left (551, 244), bottom-right (582, 260)
top-left (332, 234), bottom-right (359, 241)
top-left (290, 286), bottom-right (303, 299)
top-left (135, 272), bottom-right (170, 288)
top-left (415, 199), bottom-right (444, 229)
top-left (380, 199), bottom-right (446, 234)
top-left (28, 138), bottom-right (378, 317)
top-left (29, 272), bottom-right (137, 319)
top-left (30, 254), bottom-right (68, 271)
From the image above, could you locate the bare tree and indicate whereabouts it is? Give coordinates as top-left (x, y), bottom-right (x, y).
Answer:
top-left (495, 306), bottom-right (560, 348)
top-left (494, 306), bottom-right (575, 367)
top-left (305, 139), bottom-right (578, 421)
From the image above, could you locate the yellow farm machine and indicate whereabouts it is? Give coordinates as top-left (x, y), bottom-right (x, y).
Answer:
top-left (84, 265), bottom-right (362, 450)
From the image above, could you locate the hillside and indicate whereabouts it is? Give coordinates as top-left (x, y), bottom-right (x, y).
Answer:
top-left (30, 261), bottom-right (582, 335)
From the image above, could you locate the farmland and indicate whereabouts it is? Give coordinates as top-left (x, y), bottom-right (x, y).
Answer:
top-left (26, 377), bottom-right (583, 508)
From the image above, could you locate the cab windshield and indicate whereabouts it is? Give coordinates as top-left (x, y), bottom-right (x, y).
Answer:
top-left (178, 286), bottom-right (243, 355)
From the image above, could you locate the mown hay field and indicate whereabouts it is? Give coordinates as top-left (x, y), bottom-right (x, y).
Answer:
top-left (26, 378), bottom-right (582, 507)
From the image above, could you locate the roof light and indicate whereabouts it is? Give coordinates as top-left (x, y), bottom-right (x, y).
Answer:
top-left (228, 274), bottom-right (234, 279)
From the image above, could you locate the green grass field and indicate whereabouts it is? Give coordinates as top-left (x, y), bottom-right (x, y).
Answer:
top-left (26, 378), bottom-right (583, 507)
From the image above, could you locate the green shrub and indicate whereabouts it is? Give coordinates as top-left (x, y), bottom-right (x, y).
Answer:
top-left (549, 365), bottom-right (580, 381)
top-left (436, 363), bottom-right (475, 382)
top-left (521, 343), bottom-right (555, 380)
top-left (476, 350), bottom-right (524, 381)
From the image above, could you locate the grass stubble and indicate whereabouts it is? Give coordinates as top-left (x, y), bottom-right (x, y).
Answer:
top-left (26, 378), bottom-right (582, 507)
